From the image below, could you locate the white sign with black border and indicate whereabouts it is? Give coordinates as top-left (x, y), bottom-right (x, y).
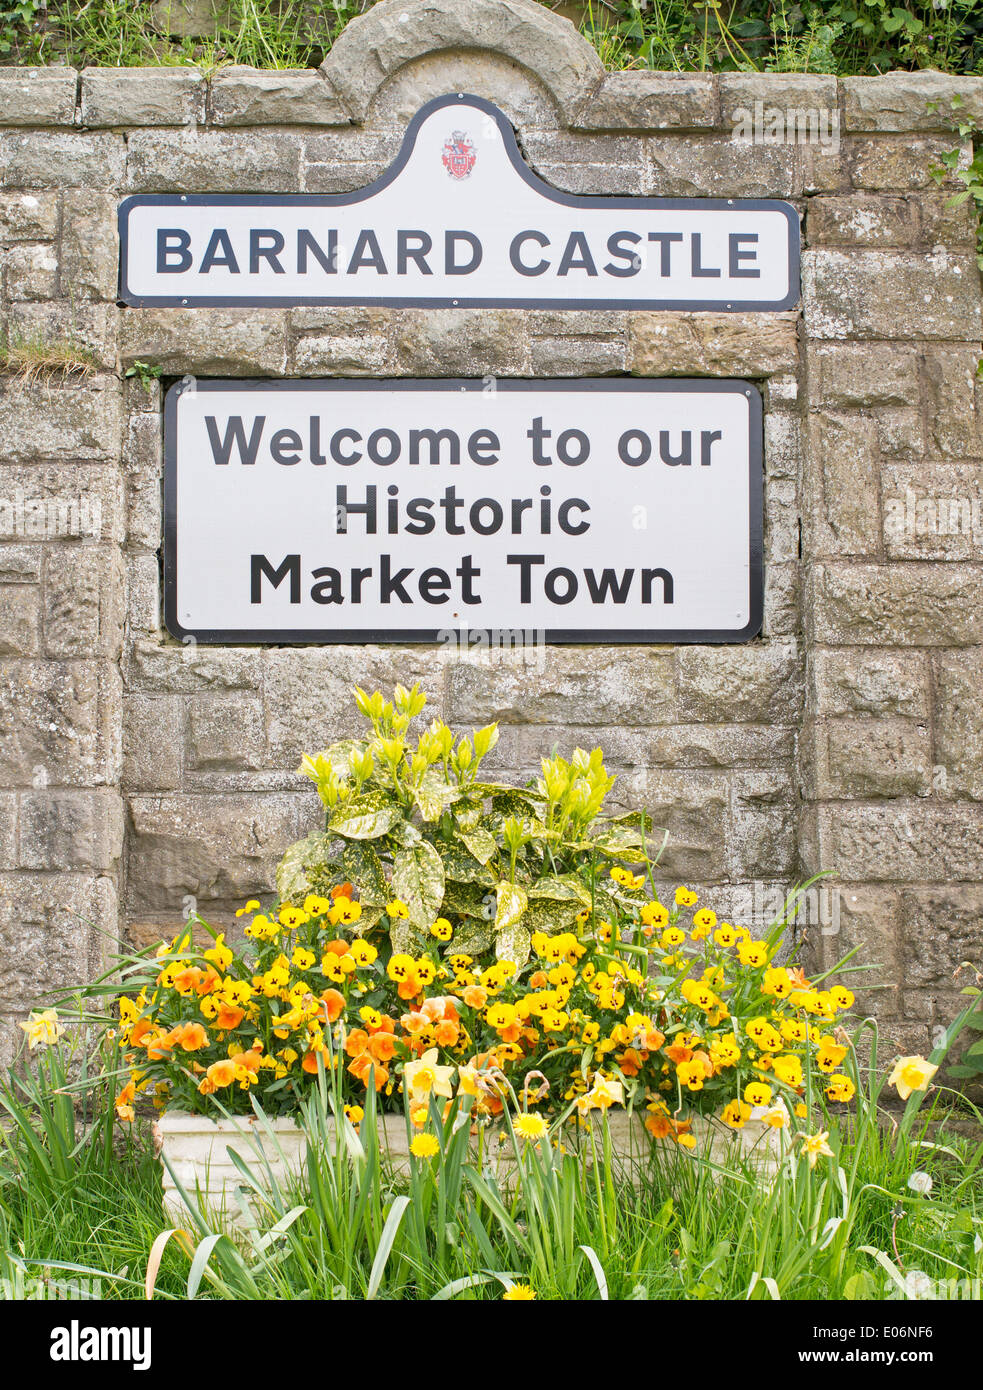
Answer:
top-left (164, 378), bottom-right (763, 644)
top-left (120, 94), bottom-right (799, 311)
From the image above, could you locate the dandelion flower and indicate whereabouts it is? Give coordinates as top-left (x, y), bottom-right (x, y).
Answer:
top-left (410, 1133), bottom-right (440, 1159)
top-left (513, 1113), bottom-right (548, 1141)
top-left (503, 1283), bottom-right (537, 1300)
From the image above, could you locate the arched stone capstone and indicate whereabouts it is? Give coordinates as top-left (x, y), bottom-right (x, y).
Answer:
top-left (320, 0), bottom-right (605, 124)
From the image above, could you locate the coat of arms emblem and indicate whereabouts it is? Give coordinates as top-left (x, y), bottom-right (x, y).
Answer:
top-left (441, 131), bottom-right (477, 180)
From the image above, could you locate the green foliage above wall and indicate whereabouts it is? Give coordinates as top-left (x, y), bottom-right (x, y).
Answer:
top-left (2, 0), bottom-right (981, 74)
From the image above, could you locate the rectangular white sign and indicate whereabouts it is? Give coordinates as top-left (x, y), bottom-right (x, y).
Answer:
top-left (165, 379), bottom-right (763, 644)
top-left (121, 94), bottom-right (799, 311)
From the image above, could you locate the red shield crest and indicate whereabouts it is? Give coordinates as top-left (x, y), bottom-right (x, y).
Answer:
top-left (441, 131), bottom-right (476, 180)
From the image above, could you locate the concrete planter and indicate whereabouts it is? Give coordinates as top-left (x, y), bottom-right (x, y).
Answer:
top-left (155, 1111), bottom-right (307, 1223)
top-left (156, 1106), bottom-right (786, 1221)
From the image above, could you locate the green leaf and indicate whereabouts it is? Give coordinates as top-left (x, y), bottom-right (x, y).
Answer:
top-left (441, 880), bottom-right (492, 919)
top-left (341, 841), bottom-right (388, 906)
top-left (303, 739), bottom-right (364, 778)
top-left (275, 831), bottom-right (336, 902)
top-left (329, 791), bottom-right (402, 840)
top-left (459, 827), bottom-right (497, 864)
top-left (441, 844), bottom-right (495, 886)
top-left (393, 840), bottom-right (445, 930)
top-left (413, 773), bottom-right (462, 823)
top-left (528, 876), bottom-right (585, 903)
top-left (452, 920), bottom-right (494, 956)
top-left (496, 922), bottom-right (531, 968)
top-left (494, 881), bottom-right (528, 933)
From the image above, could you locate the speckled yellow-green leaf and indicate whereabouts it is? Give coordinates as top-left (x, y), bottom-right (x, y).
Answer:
top-left (496, 922), bottom-right (532, 968)
top-left (275, 831), bottom-right (335, 903)
top-left (341, 841), bottom-right (388, 905)
top-left (329, 791), bottom-right (402, 840)
top-left (393, 841), bottom-right (445, 930)
top-left (494, 881), bottom-right (528, 933)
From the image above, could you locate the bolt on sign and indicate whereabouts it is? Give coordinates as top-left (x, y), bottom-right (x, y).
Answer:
top-left (164, 379), bottom-right (763, 644)
top-left (119, 93), bottom-right (799, 311)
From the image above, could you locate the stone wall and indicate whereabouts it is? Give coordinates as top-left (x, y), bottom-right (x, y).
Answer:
top-left (1, 0), bottom-right (982, 1065)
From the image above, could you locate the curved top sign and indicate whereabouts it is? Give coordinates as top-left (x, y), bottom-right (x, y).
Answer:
top-left (118, 93), bottom-right (800, 311)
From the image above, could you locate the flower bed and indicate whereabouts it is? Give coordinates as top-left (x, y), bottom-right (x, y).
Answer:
top-left (109, 682), bottom-right (865, 1180)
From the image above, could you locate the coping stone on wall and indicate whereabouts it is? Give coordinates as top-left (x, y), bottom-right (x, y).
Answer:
top-left (0, 66), bottom-right (77, 125)
top-left (319, 0), bottom-right (605, 125)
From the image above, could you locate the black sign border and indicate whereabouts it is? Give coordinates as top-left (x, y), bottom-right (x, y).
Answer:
top-left (120, 92), bottom-right (800, 311)
top-left (164, 377), bottom-right (763, 646)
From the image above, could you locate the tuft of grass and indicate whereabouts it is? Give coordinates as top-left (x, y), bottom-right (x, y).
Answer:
top-left (2, 1013), bottom-right (982, 1302)
top-left (0, 329), bottom-right (99, 382)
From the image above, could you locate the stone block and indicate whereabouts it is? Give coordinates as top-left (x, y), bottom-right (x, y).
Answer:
top-left (729, 771), bottom-right (797, 877)
top-left (817, 884), bottom-right (902, 1016)
top-left (802, 248), bottom-right (982, 339)
top-left (125, 793), bottom-right (307, 914)
top-left (807, 193), bottom-right (915, 247)
top-left (809, 564), bottom-right (983, 646)
top-left (808, 649), bottom-right (929, 718)
top-left (210, 66), bottom-right (349, 125)
top-left (821, 717), bottom-right (932, 798)
top-left (5, 301), bottom-right (119, 372)
top-left (611, 769), bottom-right (729, 880)
top-left (0, 585), bottom-right (40, 657)
top-left (0, 67), bottom-right (77, 126)
top-left (763, 412), bottom-right (802, 481)
top-left (290, 307), bottom-right (392, 375)
top-left (188, 694), bottom-right (265, 770)
top-left (0, 375), bottom-right (122, 464)
top-left (126, 130), bottom-right (302, 192)
top-left (676, 640), bottom-right (800, 723)
top-left (393, 309), bottom-right (531, 375)
top-left (0, 132), bottom-right (125, 188)
top-left (18, 788), bottom-right (123, 871)
top-left (842, 74), bottom-right (983, 132)
top-left (718, 71), bottom-right (837, 121)
top-left (124, 413), bottom-right (163, 549)
top-left (265, 646), bottom-right (442, 765)
top-left (0, 190), bottom-right (59, 240)
top-left (815, 802), bottom-right (983, 882)
top-left (59, 190), bottom-right (118, 300)
top-left (917, 189), bottom-right (978, 247)
top-left (645, 135), bottom-right (800, 197)
top-left (872, 406), bottom-right (924, 460)
top-left (807, 412), bottom-right (880, 558)
top-left (0, 660), bottom-right (121, 788)
top-left (4, 242), bottom-right (58, 299)
top-left (848, 135), bottom-right (968, 192)
top-left (128, 638), bottom-right (263, 692)
top-left (630, 312), bottom-right (798, 377)
top-left (43, 546), bottom-right (124, 659)
top-left (576, 71), bottom-right (717, 130)
top-left (762, 562), bottom-right (799, 638)
top-left (127, 551), bottom-right (161, 636)
top-left (808, 342), bottom-right (920, 409)
top-left (445, 647), bottom-right (677, 728)
top-left (81, 67), bottom-right (205, 126)
top-left (0, 873), bottom-right (116, 1009)
top-left (120, 308), bottom-right (288, 375)
top-left (903, 886), bottom-right (983, 990)
top-left (881, 462), bottom-right (983, 561)
top-left (933, 649), bottom-right (983, 800)
top-left (922, 347), bottom-right (980, 458)
top-left (320, 0), bottom-right (604, 126)
top-left (122, 694), bottom-right (183, 791)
